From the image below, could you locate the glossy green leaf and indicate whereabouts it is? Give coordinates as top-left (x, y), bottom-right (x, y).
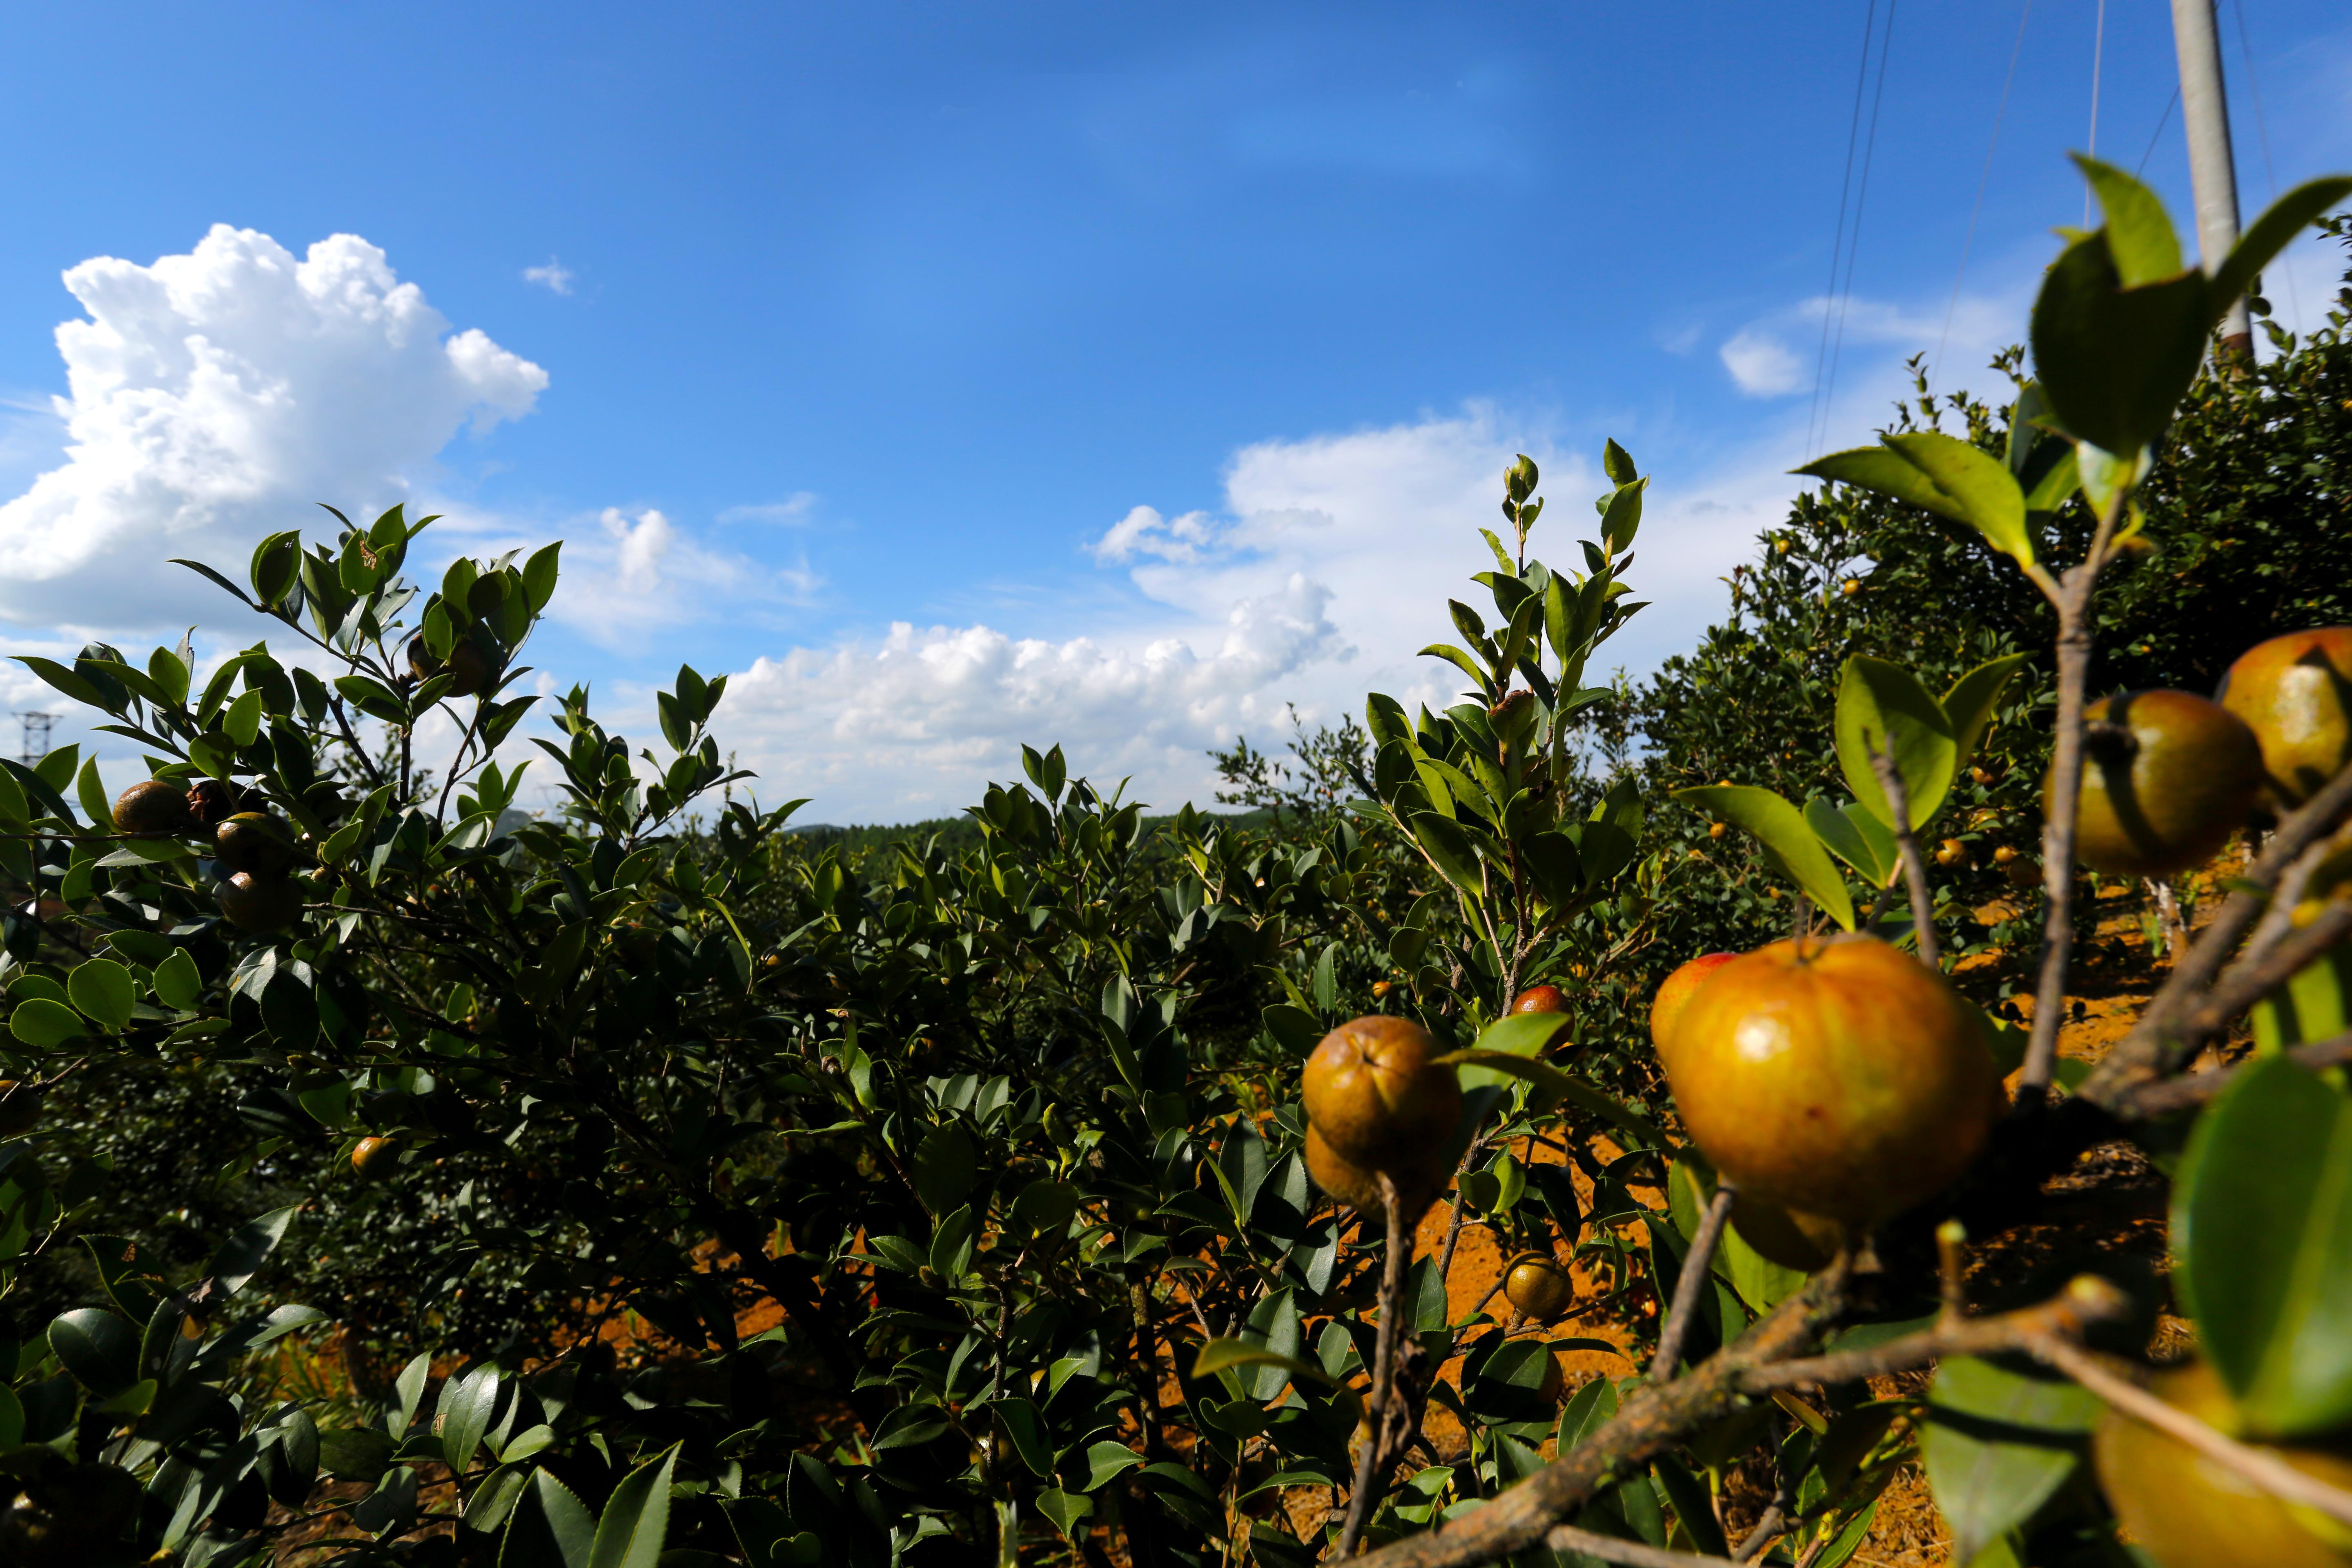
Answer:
top-left (1920, 1354), bottom-right (2100, 1565)
top-left (1473, 1009), bottom-right (1575, 1060)
top-left (2212, 176), bottom-right (2352, 318)
top-left (1083, 1440), bottom-right (1145, 1490)
top-left (2175, 1055), bottom-right (2352, 1436)
top-left (1835, 656), bottom-right (1958, 830)
top-left (1674, 785), bottom-right (1855, 931)
top-left (1036, 1488), bottom-right (1093, 1537)
top-left (1941, 654), bottom-right (2030, 772)
top-left (992, 1396), bottom-right (1052, 1476)
top-left (1190, 1337), bottom-right (1339, 1389)
top-left (1410, 811), bottom-right (1486, 902)
top-left (1433, 1050), bottom-right (1662, 1143)
top-left (2074, 156), bottom-right (2183, 287)
top-left (503, 1468), bottom-right (597, 1568)
top-left (74, 757), bottom-right (111, 828)
top-left (49, 1307), bottom-right (140, 1395)
top-left (318, 1427), bottom-right (395, 1481)
top-left (2030, 231), bottom-right (2209, 457)
top-left (440, 1363), bottom-right (503, 1472)
top-left (912, 1124), bottom-right (977, 1214)
top-left (588, 1442), bottom-right (677, 1568)
top-left (66, 959), bottom-right (136, 1032)
top-left (1804, 797), bottom-right (1897, 888)
top-left (151, 949), bottom-right (203, 1013)
top-left (205, 1205), bottom-right (296, 1298)
top-left (1881, 433), bottom-right (2034, 567)
top-left (9, 999), bottom-right (86, 1051)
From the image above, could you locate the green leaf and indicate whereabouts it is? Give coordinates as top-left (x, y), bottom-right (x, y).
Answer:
top-left (1036, 1488), bottom-right (1094, 1537)
top-left (2073, 156), bottom-right (2184, 287)
top-left (1602, 438), bottom-right (1638, 487)
top-left (588, 1443), bottom-right (677, 1568)
top-left (1432, 1051), bottom-right (1662, 1143)
top-left (2030, 231), bottom-right (2209, 458)
top-left (1473, 1009), bottom-right (1575, 1060)
top-left (1804, 797), bottom-right (1898, 888)
top-left (2175, 1055), bottom-right (2352, 1437)
top-left (12, 655), bottom-right (108, 711)
top-left (1082, 1440), bottom-right (1145, 1491)
top-left (151, 949), bottom-right (203, 1012)
top-left (2212, 176), bottom-right (2352, 319)
top-left (200, 1205), bottom-right (297, 1300)
top-left (249, 530), bottom-right (304, 608)
top-left (9, 999), bottom-right (87, 1051)
top-left (0, 767), bottom-right (25, 829)
top-left (1409, 811), bottom-right (1486, 902)
top-left (912, 1124), bottom-right (977, 1214)
top-left (1835, 656), bottom-right (1958, 830)
top-left (74, 757), bottom-right (110, 828)
top-left (1418, 643), bottom-right (1492, 695)
top-left (521, 542), bottom-right (563, 612)
top-left (991, 1396), bottom-right (1053, 1476)
top-left (1941, 654), bottom-right (2030, 772)
top-left (66, 959), bottom-right (136, 1032)
top-left (1190, 1338), bottom-right (1339, 1389)
top-left (503, 1468), bottom-right (597, 1568)
top-left (49, 1307), bottom-right (140, 1395)
top-left (1920, 1355), bottom-right (2100, 1565)
top-left (1881, 433), bottom-right (2035, 568)
top-left (1674, 785), bottom-right (1855, 931)
top-left (441, 1363), bottom-right (503, 1473)
top-left (1600, 478), bottom-right (1645, 552)
top-left (2022, 445), bottom-right (2080, 513)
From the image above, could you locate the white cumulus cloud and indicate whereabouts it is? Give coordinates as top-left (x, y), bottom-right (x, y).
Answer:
top-left (523, 257), bottom-right (576, 295)
top-left (0, 224), bottom-right (547, 634)
top-left (1719, 329), bottom-right (1806, 397)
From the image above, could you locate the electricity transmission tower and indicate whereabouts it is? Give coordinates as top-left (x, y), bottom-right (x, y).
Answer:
top-left (14, 713), bottom-right (56, 767)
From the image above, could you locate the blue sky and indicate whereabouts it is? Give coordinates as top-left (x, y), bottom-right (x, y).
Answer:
top-left (2, 2), bottom-right (2347, 820)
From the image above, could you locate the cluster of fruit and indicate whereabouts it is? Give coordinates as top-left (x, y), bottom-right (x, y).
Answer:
top-left (109, 778), bottom-right (307, 933)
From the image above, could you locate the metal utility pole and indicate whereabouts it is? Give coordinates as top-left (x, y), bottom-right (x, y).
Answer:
top-left (13, 713), bottom-right (54, 767)
top-left (2169, 0), bottom-right (2252, 356)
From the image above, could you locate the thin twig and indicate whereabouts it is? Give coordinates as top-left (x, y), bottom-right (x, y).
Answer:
top-left (1338, 1176), bottom-right (1412, 1556)
top-left (1542, 1525), bottom-right (1740, 1568)
top-left (1867, 745), bottom-right (1939, 967)
top-left (2029, 1336), bottom-right (2352, 1532)
top-left (2119, 1029), bottom-right (2352, 1117)
top-left (1741, 1275), bottom-right (2126, 1393)
top-left (1653, 1186), bottom-right (1736, 1383)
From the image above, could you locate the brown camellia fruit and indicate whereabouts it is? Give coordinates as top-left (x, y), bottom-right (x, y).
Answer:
top-left (2054, 690), bottom-right (2261, 878)
top-left (217, 872), bottom-right (305, 934)
top-left (2092, 1360), bottom-right (2352, 1568)
top-left (185, 778), bottom-right (253, 829)
top-left (1301, 1016), bottom-right (1461, 1207)
top-left (1661, 935), bottom-right (1999, 1229)
top-left (1502, 1252), bottom-right (1575, 1320)
top-left (350, 1136), bottom-right (399, 1180)
top-left (408, 633), bottom-right (494, 698)
top-left (213, 812), bottom-right (298, 877)
top-left (1507, 984), bottom-right (1567, 1016)
top-left (1303, 1126), bottom-right (1386, 1214)
top-left (112, 780), bottom-right (194, 835)
top-left (1649, 951), bottom-right (1739, 1056)
top-left (0, 1082), bottom-right (43, 1140)
top-left (2219, 627), bottom-right (2352, 810)
top-left (1727, 1193), bottom-right (1845, 1273)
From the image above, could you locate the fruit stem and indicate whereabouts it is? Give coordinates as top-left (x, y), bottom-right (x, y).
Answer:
top-left (1866, 742), bottom-right (1941, 968)
top-left (1651, 1185), bottom-right (1736, 1384)
top-left (1337, 1174), bottom-right (1412, 1556)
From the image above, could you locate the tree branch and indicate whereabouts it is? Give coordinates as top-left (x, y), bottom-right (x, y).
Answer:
top-left (1653, 1186), bottom-right (1735, 1383)
top-left (2116, 1029), bottom-right (2352, 1118)
top-left (1541, 1525), bottom-right (1742, 1568)
top-left (1740, 1275), bottom-right (2126, 1393)
top-left (1867, 746), bottom-right (1939, 968)
top-left (2029, 1336), bottom-right (2352, 1533)
top-left (1338, 1176), bottom-right (1412, 1555)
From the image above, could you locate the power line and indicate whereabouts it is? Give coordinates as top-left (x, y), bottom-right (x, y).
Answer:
top-left (2086, 0), bottom-right (2108, 226)
top-left (1935, 0), bottom-right (2034, 385)
top-left (1817, 0), bottom-right (1899, 451)
top-left (2137, 86), bottom-right (2180, 176)
top-left (1806, 0), bottom-right (1883, 457)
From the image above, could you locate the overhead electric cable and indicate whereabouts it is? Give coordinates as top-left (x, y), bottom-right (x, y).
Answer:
top-left (2086, 0), bottom-right (2108, 225)
top-left (1935, 0), bottom-right (2034, 385)
top-left (1817, 0), bottom-right (1899, 448)
top-left (2137, 86), bottom-right (2180, 176)
top-left (1806, 0), bottom-right (1883, 457)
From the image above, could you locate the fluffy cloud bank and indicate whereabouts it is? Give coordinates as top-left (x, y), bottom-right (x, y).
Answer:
top-left (0, 225), bottom-right (546, 631)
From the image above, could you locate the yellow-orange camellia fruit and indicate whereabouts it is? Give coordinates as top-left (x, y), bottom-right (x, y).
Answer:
top-left (2219, 627), bottom-right (2352, 810)
top-left (2092, 1361), bottom-right (2352, 1568)
top-left (112, 780), bottom-right (194, 836)
top-left (1303, 1126), bottom-right (1387, 1215)
top-left (1661, 936), bottom-right (1999, 1229)
top-left (1649, 951), bottom-right (1739, 1056)
top-left (1507, 984), bottom-right (1568, 1016)
top-left (350, 1136), bottom-right (399, 1180)
top-left (1301, 1016), bottom-right (1460, 1208)
top-left (217, 872), bottom-right (305, 934)
top-left (1502, 1252), bottom-right (1575, 1320)
top-left (2053, 690), bottom-right (2261, 878)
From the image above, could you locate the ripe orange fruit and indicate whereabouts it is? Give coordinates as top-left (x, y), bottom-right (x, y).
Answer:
top-left (1302, 1016), bottom-right (1461, 1174)
top-left (2054, 690), bottom-right (2261, 878)
top-left (351, 1136), bottom-right (398, 1180)
top-left (112, 780), bottom-right (193, 835)
top-left (1507, 984), bottom-right (1568, 1016)
top-left (214, 812), bottom-right (298, 876)
top-left (1935, 837), bottom-right (1964, 866)
top-left (1502, 1252), bottom-right (1575, 1320)
top-left (1649, 952), bottom-right (1739, 1055)
top-left (1303, 1126), bottom-right (1388, 1215)
top-left (1659, 936), bottom-right (1999, 1229)
top-left (2092, 1360), bottom-right (2352, 1568)
top-left (2219, 627), bottom-right (2352, 809)
top-left (217, 872), bottom-right (305, 934)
